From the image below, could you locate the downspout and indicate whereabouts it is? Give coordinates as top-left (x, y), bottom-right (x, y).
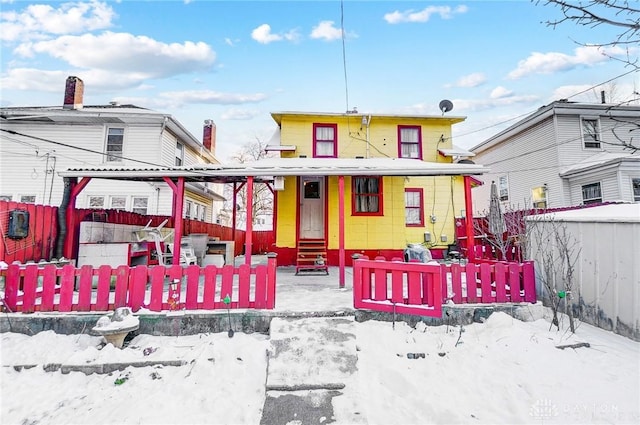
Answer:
top-left (55, 177), bottom-right (72, 258)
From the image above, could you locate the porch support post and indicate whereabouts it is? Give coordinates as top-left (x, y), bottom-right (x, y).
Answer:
top-left (232, 182), bottom-right (238, 242)
top-left (63, 177), bottom-right (91, 260)
top-left (163, 176), bottom-right (185, 265)
top-left (338, 175), bottom-right (345, 287)
top-left (463, 175), bottom-right (475, 262)
top-left (245, 176), bottom-right (254, 265)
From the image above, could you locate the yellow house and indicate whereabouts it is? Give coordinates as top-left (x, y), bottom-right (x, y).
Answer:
top-left (264, 111), bottom-right (483, 274)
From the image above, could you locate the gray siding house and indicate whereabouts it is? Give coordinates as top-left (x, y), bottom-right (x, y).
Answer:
top-left (470, 100), bottom-right (640, 213)
top-left (0, 76), bottom-right (225, 222)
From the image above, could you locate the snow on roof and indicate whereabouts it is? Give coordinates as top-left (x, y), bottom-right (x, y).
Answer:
top-left (560, 151), bottom-right (640, 177)
top-left (526, 203), bottom-right (640, 223)
top-left (59, 157), bottom-right (489, 181)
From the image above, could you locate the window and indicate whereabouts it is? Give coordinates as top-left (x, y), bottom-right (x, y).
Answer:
top-left (20, 195), bottom-right (36, 204)
top-left (581, 117), bottom-right (601, 149)
top-left (582, 182), bottom-right (602, 204)
top-left (531, 186), bottom-right (547, 209)
top-left (199, 205), bottom-right (206, 221)
top-left (313, 123), bottom-right (337, 158)
top-left (404, 188), bottom-right (424, 226)
top-left (633, 178), bottom-right (640, 202)
top-left (132, 197), bottom-right (148, 215)
top-left (175, 142), bottom-right (184, 166)
top-left (88, 196), bottom-right (105, 208)
top-left (398, 126), bottom-right (422, 159)
top-left (110, 196), bottom-right (127, 209)
top-left (498, 175), bottom-right (509, 201)
top-left (106, 127), bottom-right (124, 162)
top-left (0, 195), bottom-right (11, 201)
top-left (185, 200), bottom-right (192, 218)
top-left (352, 176), bottom-right (383, 215)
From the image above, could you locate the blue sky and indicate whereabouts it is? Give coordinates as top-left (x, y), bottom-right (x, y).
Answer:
top-left (1, 0), bottom-right (637, 160)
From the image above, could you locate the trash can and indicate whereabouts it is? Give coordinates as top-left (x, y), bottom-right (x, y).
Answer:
top-left (403, 243), bottom-right (432, 262)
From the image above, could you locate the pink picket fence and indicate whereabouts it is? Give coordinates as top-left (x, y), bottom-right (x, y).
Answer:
top-left (353, 257), bottom-right (536, 317)
top-left (1, 257), bottom-right (276, 313)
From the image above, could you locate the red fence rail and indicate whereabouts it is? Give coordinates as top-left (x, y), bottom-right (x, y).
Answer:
top-left (353, 257), bottom-right (443, 317)
top-left (0, 201), bottom-right (58, 264)
top-left (1, 257), bottom-right (276, 313)
top-left (353, 257), bottom-right (536, 317)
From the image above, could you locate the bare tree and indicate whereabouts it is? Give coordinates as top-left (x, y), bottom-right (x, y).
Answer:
top-left (226, 137), bottom-right (276, 227)
top-left (527, 216), bottom-right (581, 333)
top-left (537, 0), bottom-right (640, 68)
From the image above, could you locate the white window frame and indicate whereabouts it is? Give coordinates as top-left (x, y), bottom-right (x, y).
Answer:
top-left (105, 127), bottom-right (125, 162)
top-left (581, 182), bottom-right (602, 204)
top-left (498, 175), bottom-right (509, 202)
top-left (632, 178), bottom-right (640, 202)
top-left (110, 196), bottom-right (127, 210)
top-left (88, 195), bottom-right (105, 208)
top-left (531, 186), bottom-right (547, 209)
top-left (581, 116), bottom-right (601, 149)
top-left (175, 142), bottom-right (184, 166)
top-left (132, 196), bottom-right (148, 215)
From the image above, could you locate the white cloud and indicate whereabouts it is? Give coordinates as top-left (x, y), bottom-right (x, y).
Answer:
top-left (490, 86), bottom-right (513, 99)
top-left (220, 108), bottom-right (262, 120)
top-left (0, 68), bottom-right (70, 92)
top-left (384, 5), bottom-right (468, 24)
top-left (0, 1), bottom-right (115, 41)
top-left (14, 32), bottom-right (216, 78)
top-left (250, 24), bottom-right (299, 44)
top-left (159, 90), bottom-right (268, 105)
top-left (507, 45), bottom-right (623, 79)
top-left (453, 73), bottom-right (486, 88)
top-left (310, 21), bottom-right (343, 41)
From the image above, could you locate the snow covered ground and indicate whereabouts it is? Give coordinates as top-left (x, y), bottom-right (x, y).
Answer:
top-left (2, 310), bottom-right (638, 425)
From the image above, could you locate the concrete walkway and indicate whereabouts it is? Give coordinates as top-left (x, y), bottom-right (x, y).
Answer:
top-left (260, 316), bottom-right (366, 424)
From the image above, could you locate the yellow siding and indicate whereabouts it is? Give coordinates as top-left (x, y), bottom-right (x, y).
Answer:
top-left (275, 112), bottom-right (466, 252)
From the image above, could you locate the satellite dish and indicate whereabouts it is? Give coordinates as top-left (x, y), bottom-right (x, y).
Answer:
top-left (439, 99), bottom-right (454, 115)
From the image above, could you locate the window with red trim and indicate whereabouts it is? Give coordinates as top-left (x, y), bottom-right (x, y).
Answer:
top-left (404, 188), bottom-right (424, 226)
top-left (313, 123), bottom-right (337, 158)
top-left (398, 125), bottom-right (422, 159)
top-left (352, 176), bottom-right (383, 215)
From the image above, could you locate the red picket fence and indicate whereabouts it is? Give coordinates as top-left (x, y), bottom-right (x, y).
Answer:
top-left (353, 257), bottom-right (536, 317)
top-left (0, 201), bottom-right (58, 264)
top-left (1, 257), bottom-right (276, 313)
top-left (353, 257), bottom-right (443, 317)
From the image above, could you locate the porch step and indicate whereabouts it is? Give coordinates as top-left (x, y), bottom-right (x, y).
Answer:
top-left (296, 239), bottom-right (329, 275)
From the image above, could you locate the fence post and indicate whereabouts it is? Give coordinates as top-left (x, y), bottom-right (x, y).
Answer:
top-left (265, 254), bottom-right (277, 309)
top-left (3, 265), bottom-right (20, 312)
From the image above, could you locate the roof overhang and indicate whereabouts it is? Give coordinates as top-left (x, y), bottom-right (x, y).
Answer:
top-left (58, 158), bottom-right (489, 183)
top-left (438, 146), bottom-right (475, 158)
top-left (560, 153), bottom-right (640, 178)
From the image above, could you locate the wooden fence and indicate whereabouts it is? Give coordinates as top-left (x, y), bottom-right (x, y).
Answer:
top-left (1, 257), bottom-right (276, 313)
top-left (0, 201), bottom-right (58, 264)
top-left (353, 257), bottom-right (536, 317)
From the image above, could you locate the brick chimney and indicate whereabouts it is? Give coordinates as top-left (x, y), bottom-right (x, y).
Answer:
top-left (63, 76), bottom-right (84, 110)
top-left (203, 119), bottom-right (216, 154)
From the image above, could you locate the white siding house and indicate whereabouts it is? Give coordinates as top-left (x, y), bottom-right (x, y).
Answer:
top-left (471, 100), bottom-right (640, 213)
top-left (0, 76), bottom-right (225, 222)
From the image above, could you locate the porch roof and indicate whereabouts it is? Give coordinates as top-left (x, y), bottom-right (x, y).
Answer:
top-left (58, 157), bottom-right (488, 182)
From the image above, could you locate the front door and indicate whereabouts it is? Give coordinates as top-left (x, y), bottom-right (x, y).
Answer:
top-left (300, 176), bottom-right (325, 239)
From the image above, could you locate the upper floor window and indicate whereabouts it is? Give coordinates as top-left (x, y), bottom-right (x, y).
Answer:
top-left (404, 188), bottom-right (424, 226)
top-left (0, 195), bottom-right (11, 202)
top-left (398, 126), bottom-right (422, 159)
top-left (352, 176), bottom-right (383, 215)
top-left (313, 123), bottom-right (337, 158)
top-left (582, 182), bottom-right (602, 204)
top-left (531, 186), bottom-right (547, 209)
top-left (132, 196), bottom-right (148, 215)
top-left (175, 142), bottom-right (184, 166)
top-left (106, 127), bottom-right (124, 162)
top-left (20, 195), bottom-right (36, 204)
top-left (581, 117), bottom-right (601, 149)
top-left (498, 175), bottom-right (509, 201)
top-left (633, 178), bottom-right (640, 202)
